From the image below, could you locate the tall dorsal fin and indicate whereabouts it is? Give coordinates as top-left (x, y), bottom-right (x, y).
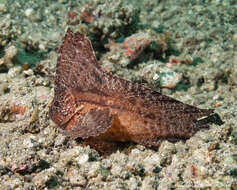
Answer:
top-left (55, 28), bottom-right (103, 90)
top-left (49, 29), bottom-right (104, 126)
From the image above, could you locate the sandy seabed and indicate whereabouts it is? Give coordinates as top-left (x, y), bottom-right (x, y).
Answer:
top-left (0, 0), bottom-right (236, 189)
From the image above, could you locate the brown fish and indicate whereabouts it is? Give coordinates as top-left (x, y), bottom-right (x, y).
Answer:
top-left (49, 29), bottom-right (223, 153)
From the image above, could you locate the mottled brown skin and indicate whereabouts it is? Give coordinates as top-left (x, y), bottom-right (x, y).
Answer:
top-left (49, 29), bottom-right (222, 153)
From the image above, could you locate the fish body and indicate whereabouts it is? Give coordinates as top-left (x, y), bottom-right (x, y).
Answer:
top-left (49, 29), bottom-right (223, 152)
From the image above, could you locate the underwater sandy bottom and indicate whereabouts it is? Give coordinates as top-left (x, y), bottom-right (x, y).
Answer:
top-left (0, 0), bottom-right (237, 189)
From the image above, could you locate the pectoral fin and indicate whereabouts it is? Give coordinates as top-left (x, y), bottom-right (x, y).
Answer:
top-left (62, 108), bottom-right (113, 139)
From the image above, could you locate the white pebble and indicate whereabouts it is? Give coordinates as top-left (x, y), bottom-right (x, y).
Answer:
top-left (5, 45), bottom-right (17, 60)
top-left (76, 154), bottom-right (89, 165)
top-left (153, 73), bottom-right (159, 81)
top-left (25, 8), bottom-right (34, 17)
top-left (23, 69), bottom-right (34, 76)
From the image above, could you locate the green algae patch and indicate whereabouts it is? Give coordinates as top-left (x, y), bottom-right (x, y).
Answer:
top-left (16, 45), bottom-right (45, 67)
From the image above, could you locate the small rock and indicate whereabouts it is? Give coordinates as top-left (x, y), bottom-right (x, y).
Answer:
top-left (23, 69), bottom-right (34, 77)
top-left (5, 45), bottom-right (17, 61)
top-left (25, 8), bottom-right (34, 17)
top-left (111, 164), bottom-right (123, 176)
top-left (0, 3), bottom-right (6, 13)
top-left (8, 66), bottom-right (21, 78)
top-left (66, 168), bottom-right (87, 187)
top-left (127, 177), bottom-right (139, 190)
top-left (101, 159), bottom-right (111, 169)
top-left (76, 154), bottom-right (89, 165)
top-left (23, 135), bottom-right (38, 148)
top-left (32, 168), bottom-right (58, 189)
top-left (87, 162), bottom-right (100, 178)
top-left (0, 45), bottom-right (18, 70)
top-left (54, 134), bottom-right (67, 147)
